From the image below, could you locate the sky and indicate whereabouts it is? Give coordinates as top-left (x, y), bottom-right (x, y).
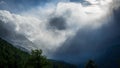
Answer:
top-left (0, 0), bottom-right (120, 68)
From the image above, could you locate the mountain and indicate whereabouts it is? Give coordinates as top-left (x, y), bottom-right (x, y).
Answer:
top-left (0, 37), bottom-right (77, 68)
top-left (0, 20), bottom-right (37, 52)
top-left (50, 60), bottom-right (77, 68)
top-left (0, 37), bottom-right (29, 68)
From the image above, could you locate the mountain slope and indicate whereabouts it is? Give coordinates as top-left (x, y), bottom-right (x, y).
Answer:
top-left (0, 38), bottom-right (77, 68)
top-left (50, 60), bottom-right (77, 68)
top-left (0, 38), bottom-right (29, 68)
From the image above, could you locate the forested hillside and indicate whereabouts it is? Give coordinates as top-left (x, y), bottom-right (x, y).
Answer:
top-left (0, 38), bottom-right (77, 68)
top-left (0, 38), bottom-right (29, 68)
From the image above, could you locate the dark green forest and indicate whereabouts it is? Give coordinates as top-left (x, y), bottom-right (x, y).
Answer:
top-left (0, 38), bottom-right (77, 68)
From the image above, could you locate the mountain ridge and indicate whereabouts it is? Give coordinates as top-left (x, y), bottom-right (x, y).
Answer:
top-left (0, 37), bottom-right (77, 68)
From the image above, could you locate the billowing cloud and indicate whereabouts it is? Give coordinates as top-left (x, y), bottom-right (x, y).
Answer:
top-left (0, 0), bottom-right (120, 66)
top-left (48, 16), bottom-right (66, 30)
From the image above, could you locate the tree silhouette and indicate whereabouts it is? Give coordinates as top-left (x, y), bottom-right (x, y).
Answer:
top-left (85, 60), bottom-right (97, 68)
top-left (25, 49), bottom-right (50, 68)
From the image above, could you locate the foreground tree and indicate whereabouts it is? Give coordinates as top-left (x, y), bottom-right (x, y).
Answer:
top-left (25, 49), bottom-right (50, 68)
top-left (85, 60), bottom-right (97, 68)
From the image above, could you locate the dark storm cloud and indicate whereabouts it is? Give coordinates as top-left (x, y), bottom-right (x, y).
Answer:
top-left (48, 16), bottom-right (66, 30)
top-left (114, 7), bottom-right (120, 24)
top-left (53, 6), bottom-right (120, 68)
top-left (100, 6), bottom-right (120, 68)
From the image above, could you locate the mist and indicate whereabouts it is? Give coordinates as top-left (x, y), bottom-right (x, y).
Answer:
top-left (0, 0), bottom-right (120, 67)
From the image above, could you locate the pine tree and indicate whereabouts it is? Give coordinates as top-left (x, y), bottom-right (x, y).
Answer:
top-left (25, 49), bottom-right (50, 68)
top-left (85, 60), bottom-right (97, 68)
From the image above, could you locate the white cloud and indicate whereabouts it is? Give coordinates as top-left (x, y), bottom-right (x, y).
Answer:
top-left (0, 0), bottom-right (115, 56)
